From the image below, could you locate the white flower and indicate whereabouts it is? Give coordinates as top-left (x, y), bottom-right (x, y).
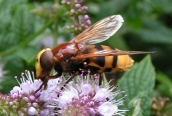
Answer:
top-left (11, 71), bottom-right (42, 94)
top-left (49, 74), bottom-right (128, 116)
top-left (98, 102), bottom-right (118, 116)
top-left (28, 107), bottom-right (38, 115)
top-left (80, 83), bottom-right (93, 95)
top-left (8, 70), bottom-right (127, 116)
top-left (9, 70), bottom-right (63, 116)
top-left (39, 77), bottom-right (63, 102)
top-left (93, 88), bottom-right (110, 101)
top-left (10, 86), bottom-right (22, 95)
top-left (58, 86), bottom-right (79, 108)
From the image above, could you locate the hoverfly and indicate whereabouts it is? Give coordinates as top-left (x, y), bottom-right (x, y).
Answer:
top-left (35, 15), bottom-right (151, 91)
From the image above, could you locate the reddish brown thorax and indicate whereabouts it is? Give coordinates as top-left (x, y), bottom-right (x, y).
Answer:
top-left (51, 42), bottom-right (87, 61)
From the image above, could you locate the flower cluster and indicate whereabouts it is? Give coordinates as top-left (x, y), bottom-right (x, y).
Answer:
top-left (0, 70), bottom-right (61, 116)
top-left (50, 74), bottom-right (128, 116)
top-left (32, 0), bottom-right (91, 35)
top-left (0, 70), bottom-right (127, 116)
top-left (62, 0), bottom-right (88, 14)
top-left (62, 0), bottom-right (92, 33)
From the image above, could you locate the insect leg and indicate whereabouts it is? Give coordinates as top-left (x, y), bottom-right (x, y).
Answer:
top-left (35, 76), bottom-right (49, 93)
top-left (60, 71), bottom-right (79, 90)
top-left (35, 74), bottom-right (61, 93)
top-left (97, 70), bottom-right (105, 86)
top-left (99, 73), bottom-right (103, 85)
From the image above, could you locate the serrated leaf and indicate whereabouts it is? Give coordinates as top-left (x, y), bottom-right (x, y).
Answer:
top-left (0, 0), bottom-right (28, 33)
top-left (117, 55), bottom-right (155, 116)
top-left (17, 46), bottom-right (39, 63)
top-left (0, 0), bottom-right (31, 52)
top-left (12, 6), bottom-right (34, 40)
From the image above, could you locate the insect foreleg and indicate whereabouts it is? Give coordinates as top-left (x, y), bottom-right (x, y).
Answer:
top-left (35, 76), bottom-right (49, 93)
top-left (35, 75), bottom-right (61, 93)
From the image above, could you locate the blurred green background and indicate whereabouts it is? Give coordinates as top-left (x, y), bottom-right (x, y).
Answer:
top-left (0, 0), bottom-right (172, 115)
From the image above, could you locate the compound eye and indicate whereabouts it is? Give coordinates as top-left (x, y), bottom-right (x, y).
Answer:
top-left (40, 50), bottom-right (54, 72)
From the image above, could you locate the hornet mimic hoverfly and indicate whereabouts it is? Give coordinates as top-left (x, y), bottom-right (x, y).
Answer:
top-left (35, 15), bottom-right (151, 91)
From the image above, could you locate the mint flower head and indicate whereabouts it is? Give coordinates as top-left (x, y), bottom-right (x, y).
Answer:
top-left (62, 0), bottom-right (92, 34)
top-left (48, 72), bottom-right (128, 116)
top-left (0, 70), bottom-right (62, 116)
top-left (0, 71), bottom-right (49, 116)
top-left (0, 70), bottom-right (127, 116)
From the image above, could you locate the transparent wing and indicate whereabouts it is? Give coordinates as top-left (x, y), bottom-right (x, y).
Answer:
top-left (71, 50), bottom-right (153, 60)
top-left (70, 15), bottom-right (124, 44)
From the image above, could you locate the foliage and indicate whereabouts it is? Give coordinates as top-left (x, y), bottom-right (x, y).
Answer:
top-left (0, 0), bottom-right (172, 115)
top-left (117, 55), bottom-right (155, 116)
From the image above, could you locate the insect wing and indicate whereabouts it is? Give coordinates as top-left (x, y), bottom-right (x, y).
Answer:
top-left (71, 50), bottom-right (153, 60)
top-left (70, 15), bottom-right (124, 44)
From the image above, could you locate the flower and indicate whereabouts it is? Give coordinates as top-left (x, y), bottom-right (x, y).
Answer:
top-left (62, 0), bottom-right (92, 34)
top-left (48, 73), bottom-right (128, 116)
top-left (0, 70), bottom-right (128, 116)
top-left (0, 70), bottom-right (62, 116)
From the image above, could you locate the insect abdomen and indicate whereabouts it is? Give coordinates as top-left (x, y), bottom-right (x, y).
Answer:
top-left (84, 45), bottom-right (134, 72)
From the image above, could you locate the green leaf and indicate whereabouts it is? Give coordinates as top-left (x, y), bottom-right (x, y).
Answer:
top-left (156, 72), bottom-right (172, 89)
top-left (152, 0), bottom-right (172, 13)
top-left (128, 92), bottom-right (145, 116)
top-left (107, 36), bottom-right (130, 50)
top-left (12, 6), bottom-right (34, 40)
top-left (0, 20), bottom-right (53, 57)
top-left (156, 72), bottom-right (172, 98)
top-left (117, 55), bottom-right (155, 116)
top-left (135, 21), bottom-right (172, 45)
top-left (17, 46), bottom-right (39, 63)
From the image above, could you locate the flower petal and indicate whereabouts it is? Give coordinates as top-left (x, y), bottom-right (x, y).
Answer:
top-left (98, 102), bottom-right (118, 116)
